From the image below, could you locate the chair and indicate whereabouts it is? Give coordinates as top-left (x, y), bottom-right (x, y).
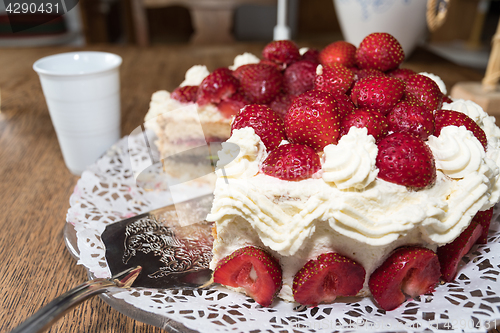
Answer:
top-left (129, 0), bottom-right (277, 46)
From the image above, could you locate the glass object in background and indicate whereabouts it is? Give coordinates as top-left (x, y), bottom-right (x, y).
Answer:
top-left (333, 0), bottom-right (428, 57)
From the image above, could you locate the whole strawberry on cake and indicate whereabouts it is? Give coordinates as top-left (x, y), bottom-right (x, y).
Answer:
top-left (206, 33), bottom-right (500, 311)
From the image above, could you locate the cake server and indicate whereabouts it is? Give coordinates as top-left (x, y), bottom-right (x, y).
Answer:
top-left (9, 266), bottom-right (142, 333)
top-left (101, 193), bottom-right (215, 289)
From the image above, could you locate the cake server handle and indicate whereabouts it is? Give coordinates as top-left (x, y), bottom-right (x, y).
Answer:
top-left (9, 266), bottom-right (142, 333)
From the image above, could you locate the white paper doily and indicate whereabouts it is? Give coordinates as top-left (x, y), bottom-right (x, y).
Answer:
top-left (67, 131), bottom-right (500, 333)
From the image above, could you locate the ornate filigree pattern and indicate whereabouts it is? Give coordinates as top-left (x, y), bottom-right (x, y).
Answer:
top-left (68, 131), bottom-right (500, 332)
top-left (123, 217), bottom-right (213, 278)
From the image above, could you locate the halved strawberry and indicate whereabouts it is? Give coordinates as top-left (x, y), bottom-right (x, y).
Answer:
top-left (376, 132), bottom-right (436, 188)
top-left (196, 67), bottom-right (239, 106)
top-left (293, 252), bottom-right (365, 306)
top-left (285, 90), bottom-right (341, 151)
top-left (368, 247), bottom-right (441, 311)
top-left (262, 40), bottom-right (301, 67)
top-left (261, 143), bottom-right (321, 180)
top-left (355, 32), bottom-right (405, 71)
top-left (434, 109), bottom-right (488, 150)
top-left (213, 246), bottom-right (282, 307)
top-left (318, 40), bottom-right (357, 68)
top-left (437, 220), bottom-right (483, 282)
top-left (405, 74), bottom-right (443, 111)
top-left (386, 100), bottom-right (435, 140)
top-left (231, 104), bottom-right (286, 151)
top-left (474, 208), bottom-right (494, 244)
top-left (171, 85), bottom-right (199, 103)
top-left (237, 63), bottom-right (284, 104)
top-left (340, 108), bottom-right (389, 141)
top-left (314, 63), bottom-right (355, 96)
top-left (283, 59), bottom-right (317, 96)
top-left (350, 76), bottom-right (405, 114)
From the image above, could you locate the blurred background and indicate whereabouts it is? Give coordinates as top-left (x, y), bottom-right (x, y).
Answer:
top-left (0, 0), bottom-right (499, 70)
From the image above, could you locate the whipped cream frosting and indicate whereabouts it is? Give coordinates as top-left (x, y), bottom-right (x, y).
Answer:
top-left (208, 122), bottom-right (500, 255)
top-left (428, 126), bottom-right (487, 179)
top-left (442, 99), bottom-right (500, 148)
top-left (322, 127), bottom-right (378, 190)
top-left (229, 52), bottom-right (260, 70)
top-left (180, 65), bottom-right (210, 87)
top-left (216, 128), bottom-right (266, 179)
top-left (208, 97), bottom-right (500, 270)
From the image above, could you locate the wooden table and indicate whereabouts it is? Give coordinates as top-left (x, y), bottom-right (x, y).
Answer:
top-left (0, 43), bottom-right (492, 333)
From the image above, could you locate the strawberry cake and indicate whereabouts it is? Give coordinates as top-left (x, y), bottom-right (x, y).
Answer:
top-left (205, 33), bottom-right (500, 311)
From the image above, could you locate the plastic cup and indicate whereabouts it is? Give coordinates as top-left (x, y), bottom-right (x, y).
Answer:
top-left (33, 51), bottom-right (122, 175)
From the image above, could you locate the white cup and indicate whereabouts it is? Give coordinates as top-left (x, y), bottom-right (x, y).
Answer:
top-left (33, 51), bottom-right (122, 175)
top-left (333, 0), bottom-right (428, 57)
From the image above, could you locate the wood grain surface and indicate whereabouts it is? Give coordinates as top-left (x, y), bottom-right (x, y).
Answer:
top-left (0, 43), bottom-right (492, 333)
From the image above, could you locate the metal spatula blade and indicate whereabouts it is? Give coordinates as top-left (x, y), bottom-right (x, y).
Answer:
top-left (101, 193), bottom-right (215, 289)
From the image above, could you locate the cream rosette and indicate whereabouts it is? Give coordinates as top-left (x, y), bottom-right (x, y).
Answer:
top-left (322, 127), bottom-right (378, 190)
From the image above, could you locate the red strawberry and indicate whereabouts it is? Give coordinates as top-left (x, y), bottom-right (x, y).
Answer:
top-left (369, 247), bottom-right (441, 311)
top-left (301, 48), bottom-right (320, 63)
top-left (261, 143), bottom-right (321, 180)
top-left (217, 92), bottom-right (249, 118)
top-left (355, 32), bottom-right (405, 71)
top-left (386, 100), bottom-right (435, 140)
top-left (259, 59), bottom-right (285, 71)
top-left (318, 41), bottom-right (357, 68)
top-left (340, 108), bottom-right (389, 141)
top-left (197, 67), bottom-right (239, 106)
top-left (376, 132), bottom-right (436, 188)
top-left (293, 252), bottom-right (365, 306)
top-left (268, 92), bottom-right (294, 120)
top-left (213, 246), bottom-right (282, 307)
top-left (334, 93), bottom-right (356, 119)
top-left (283, 60), bottom-right (317, 96)
top-left (405, 74), bottom-right (443, 111)
top-left (350, 76), bottom-right (405, 114)
top-left (171, 85), bottom-right (199, 103)
top-left (231, 104), bottom-right (286, 151)
top-left (387, 68), bottom-right (417, 82)
top-left (314, 63), bottom-right (355, 96)
top-left (474, 208), bottom-right (494, 244)
top-left (262, 40), bottom-right (301, 67)
top-left (437, 220), bottom-right (483, 282)
top-left (434, 109), bottom-right (488, 150)
top-left (352, 68), bottom-right (386, 82)
top-left (285, 90), bottom-right (341, 151)
top-left (237, 63), bottom-right (283, 104)
top-left (442, 94), bottom-right (453, 104)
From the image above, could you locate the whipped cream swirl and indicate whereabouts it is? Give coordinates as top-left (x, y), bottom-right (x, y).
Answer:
top-left (427, 126), bottom-right (485, 179)
top-left (442, 99), bottom-right (500, 147)
top-left (216, 127), bottom-right (266, 179)
top-left (180, 65), bottom-right (210, 87)
top-left (322, 127), bottom-right (378, 189)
